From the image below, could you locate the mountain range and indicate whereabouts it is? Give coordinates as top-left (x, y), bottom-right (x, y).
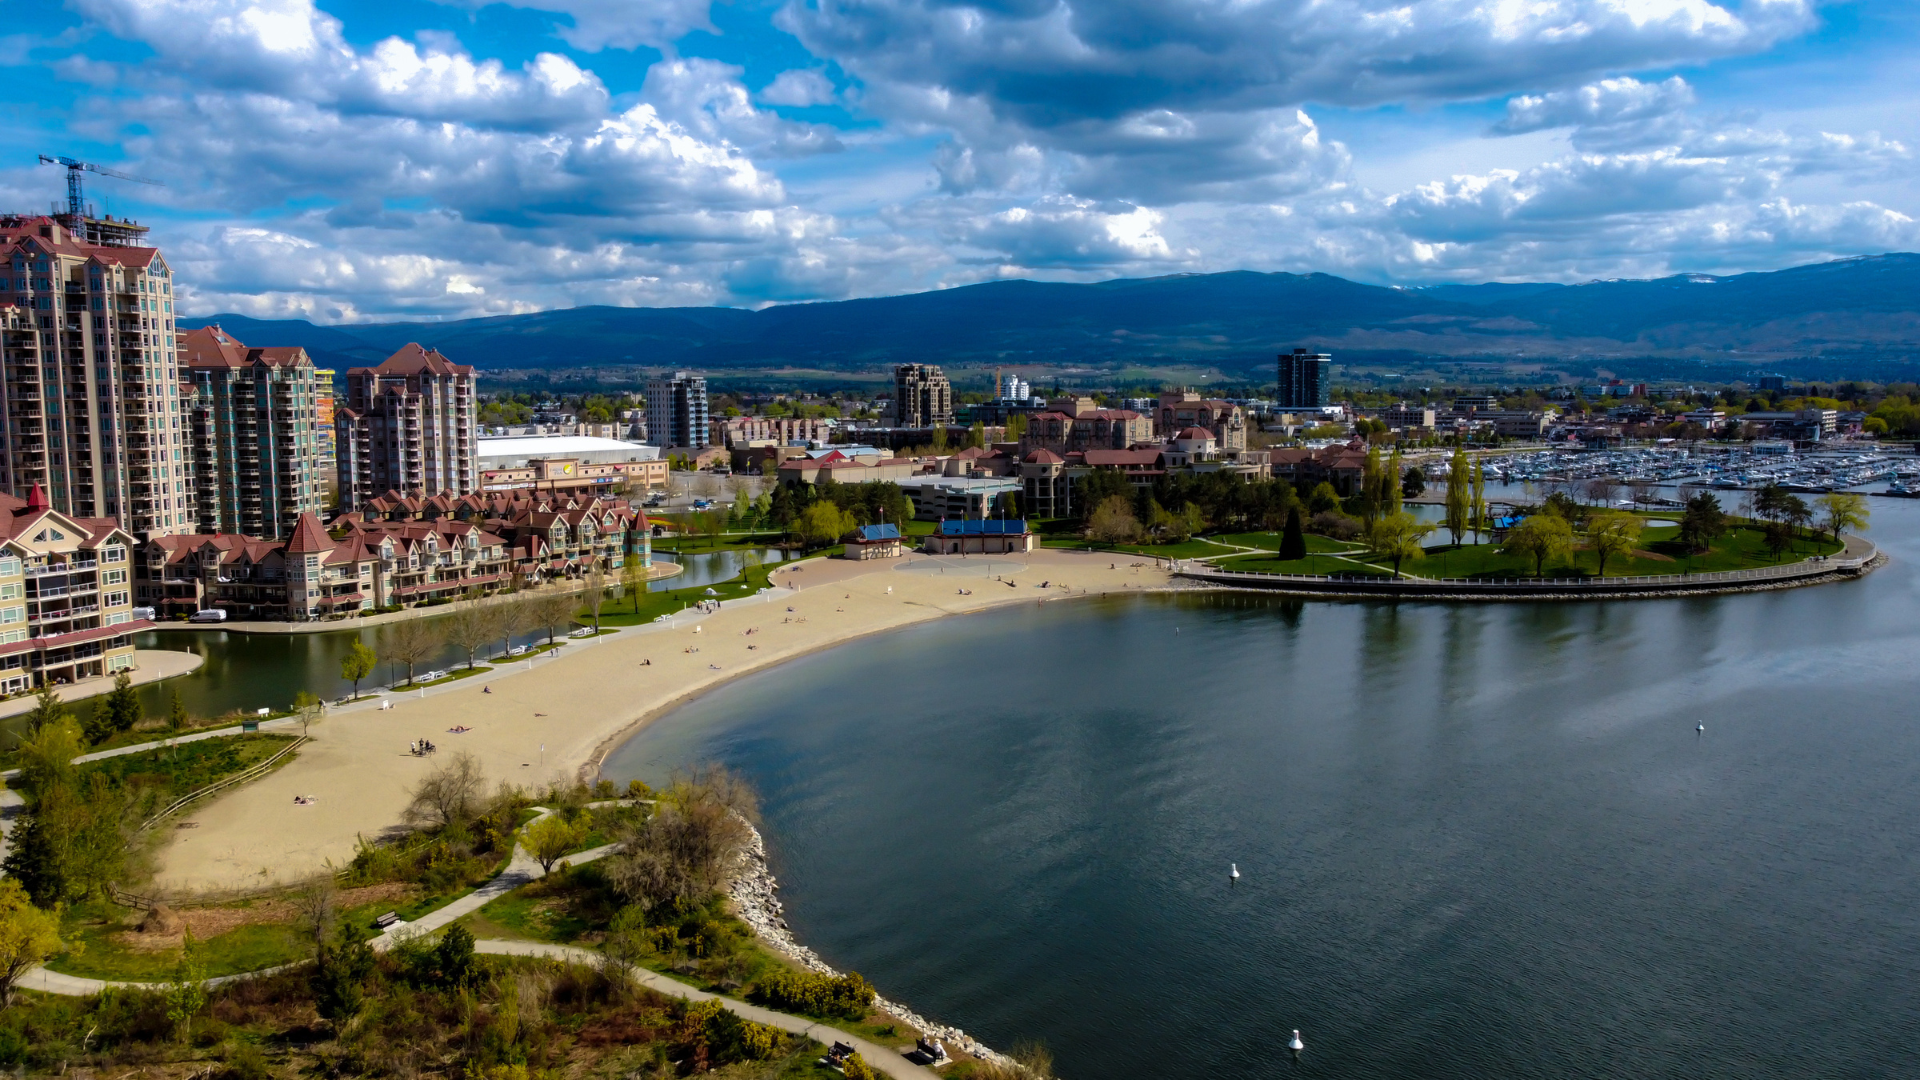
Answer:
top-left (183, 253), bottom-right (1920, 382)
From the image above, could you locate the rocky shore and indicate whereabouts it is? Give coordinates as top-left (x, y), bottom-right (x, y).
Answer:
top-left (728, 823), bottom-right (1017, 1070)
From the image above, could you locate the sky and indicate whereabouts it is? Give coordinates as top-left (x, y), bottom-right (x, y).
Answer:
top-left (3, 0), bottom-right (1917, 321)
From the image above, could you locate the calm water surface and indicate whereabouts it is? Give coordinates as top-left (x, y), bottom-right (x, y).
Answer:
top-left (601, 499), bottom-right (1920, 1079)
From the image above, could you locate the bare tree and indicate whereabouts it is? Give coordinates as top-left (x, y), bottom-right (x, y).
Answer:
top-left (499, 595), bottom-right (537, 657)
top-left (620, 553), bottom-right (649, 614)
top-left (583, 563), bottom-right (609, 633)
top-left (442, 602), bottom-right (495, 670)
top-left (1585, 478), bottom-right (1619, 508)
top-left (534, 588), bottom-right (582, 645)
top-left (381, 618), bottom-right (444, 686)
top-left (291, 876), bottom-right (338, 952)
top-left (404, 751), bottom-right (487, 830)
top-left (1628, 480), bottom-right (1653, 510)
top-left (605, 765), bottom-right (759, 912)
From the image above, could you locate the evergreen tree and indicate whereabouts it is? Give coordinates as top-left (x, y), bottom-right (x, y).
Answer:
top-left (23, 686), bottom-right (69, 735)
top-left (105, 672), bottom-right (141, 734)
top-left (1279, 507), bottom-right (1308, 561)
top-left (167, 688), bottom-right (190, 734)
top-left (0, 811), bottom-right (60, 907)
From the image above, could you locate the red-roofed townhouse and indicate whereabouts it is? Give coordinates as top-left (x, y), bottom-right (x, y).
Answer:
top-left (0, 486), bottom-right (146, 693)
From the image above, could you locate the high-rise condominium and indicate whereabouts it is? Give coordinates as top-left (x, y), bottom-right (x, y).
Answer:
top-left (645, 371), bottom-right (710, 448)
top-left (336, 344), bottom-right (477, 510)
top-left (0, 215), bottom-right (191, 535)
top-left (894, 364), bottom-right (953, 427)
top-left (180, 325), bottom-right (323, 539)
top-left (1278, 348), bottom-right (1333, 409)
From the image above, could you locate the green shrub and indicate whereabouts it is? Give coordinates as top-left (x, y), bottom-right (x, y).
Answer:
top-left (746, 970), bottom-right (874, 1019)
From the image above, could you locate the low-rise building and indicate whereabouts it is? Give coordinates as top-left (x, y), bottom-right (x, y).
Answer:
top-left (924, 518), bottom-right (1034, 555)
top-left (0, 486), bottom-right (144, 694)
top-left (896, 476), bottom-right (1022, 520)
top-left (842, 523), bottom-right (903, 561)
top-left (1270, 444), bottom-right (1369, 495)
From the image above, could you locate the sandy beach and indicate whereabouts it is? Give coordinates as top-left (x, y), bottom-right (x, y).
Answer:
top-left (152, 548), bottom-right (1177, 897)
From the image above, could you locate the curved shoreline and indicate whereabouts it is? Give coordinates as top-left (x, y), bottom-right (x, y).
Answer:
top-left (149, 551), bottom-right (1186, 897)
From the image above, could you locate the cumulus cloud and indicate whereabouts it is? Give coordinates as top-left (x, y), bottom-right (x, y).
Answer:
top-left (780, 0), bottom-right (1813, 126)
top-left (758, 69), bottom-right (838, 107)
top-left (642, 59), bottom-right (845, 157)
top-left (72, 0), bottom-right (609, 127)
top-left (1494, 76), bottom-right (1697, 136)
top-left (33, 0), bottom-right (1915, 318)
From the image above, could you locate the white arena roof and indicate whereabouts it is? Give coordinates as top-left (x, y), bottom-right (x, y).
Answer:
top-left (477, 436), bottom-right (661, 468)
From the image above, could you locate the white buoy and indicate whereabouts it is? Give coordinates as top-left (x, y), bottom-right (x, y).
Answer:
top-left (1230, 862), bottom-right (1240, 881)
top-left (1697, 723), bottom-right (1705, 733)
top-left (1289, 1030), bottom-right (1304, 1052)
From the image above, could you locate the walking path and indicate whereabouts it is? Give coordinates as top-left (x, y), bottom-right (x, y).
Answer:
top-left (16, 805), bottom-right (936, 1078)
top-left (0, 649), bottom-right (204, 720)
top-left (470, 940), bottom-right (936, 1079)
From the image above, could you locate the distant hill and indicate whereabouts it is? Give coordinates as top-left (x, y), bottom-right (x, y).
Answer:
top-left (182, 254), bottom-right (1920, 379)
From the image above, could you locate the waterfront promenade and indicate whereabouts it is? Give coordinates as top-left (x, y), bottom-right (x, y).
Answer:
top-left (1178, 533), bottom-right (1879, 598)
top-left (150, 549), bottom-right (1176, 896)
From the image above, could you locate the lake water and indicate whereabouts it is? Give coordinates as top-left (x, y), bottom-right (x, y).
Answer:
top-left (600, 497), bottom-right (1920, 1079)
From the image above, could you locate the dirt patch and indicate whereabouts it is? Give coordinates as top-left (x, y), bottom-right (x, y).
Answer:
top-left (1631, 549), bottom-right (1677, 562)
top-left (116, 882), bottom-right (421, 951)
top-left (337, 881), bottom-right (420, 909)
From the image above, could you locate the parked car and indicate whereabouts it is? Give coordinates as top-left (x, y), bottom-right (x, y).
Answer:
top-left (189, 609), bottom-right (228, 623)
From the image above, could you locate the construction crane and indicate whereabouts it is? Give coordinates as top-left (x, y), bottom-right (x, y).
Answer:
top-left (37, 154), bottom-right (162, 244)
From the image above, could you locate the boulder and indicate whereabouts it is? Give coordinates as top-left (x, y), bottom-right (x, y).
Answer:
top-left (139, 903), bottom-right (185, 935)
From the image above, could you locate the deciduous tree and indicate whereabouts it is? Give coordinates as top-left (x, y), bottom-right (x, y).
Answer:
top-left (340, 640), bottom-right (378, 700)
top-left (535, 589), bottom-right (583, 644)
top-left (1366, 512), bottom-right (1433, 579)
top-left (0, 878), bottom-right (62, 1005)
top-left (1501, 514), bottom-right (1574, 576)
top-left (1085, 495), bottom-right (1142, 545)
top-left (1585, 511), bottom-right (1644, 577)
top-left (381, 619), bottom-right (445, 686)
top-left (1444, 449), bottom-right (1471, 546)
top-left (1815, 491), bottom-right (1868, 543)
top-left (526, 811), bottom-right (591, 874)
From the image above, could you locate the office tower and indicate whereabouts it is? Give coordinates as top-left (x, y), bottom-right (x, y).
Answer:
top-left (336, 344), bottom-right (477, 510)
top-left (999, 373), bottom-right (1030, 402)
top-left (0, 214), bottom-right (192, 536)
top-left (894, 363), bottom-right (953, 427)
top-left (1278, 348), bottom-right (1333, 409)
top-left (645, 370), bottom-right (710, 448)
top-left (179, 325), bottom-right (322, 539)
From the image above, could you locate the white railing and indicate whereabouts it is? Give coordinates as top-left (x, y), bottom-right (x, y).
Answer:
top-left (1179, 548), bottom-right (1872, 590)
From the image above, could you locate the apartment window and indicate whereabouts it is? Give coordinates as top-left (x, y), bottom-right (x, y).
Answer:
top-left (0, 629), bottom-right (25, 645)
top-left (0, 557), bottom-right (17, 577)
top-left (0, 606), bottom-right (21, 624)
top-left (103, 545), bottom-right (127, 562)
top-left (105, 591), bottom-right (129, 607)
top-left (104, 568), bottom-right (127, 586)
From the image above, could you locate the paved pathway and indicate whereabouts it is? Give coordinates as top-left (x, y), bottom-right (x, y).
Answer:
top-left (472, 939), bottom-right (936, 1080)
top-left (15, 805), bottom-right (934, 1078)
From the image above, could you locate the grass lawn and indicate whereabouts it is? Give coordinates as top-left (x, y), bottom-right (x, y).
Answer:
top-left (650, 531), bottom-right (788, 553)
top-left (1042, 536), bottom-right (1240, 558)
top-left (1211, 532), bottom-right (1362, 555)
top-left (81, 733), bottom-right (299, 805)
top-left (1218, 554), bottom-right (1392, 576)
top-left (48, 899), bottom-right (309, 980)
